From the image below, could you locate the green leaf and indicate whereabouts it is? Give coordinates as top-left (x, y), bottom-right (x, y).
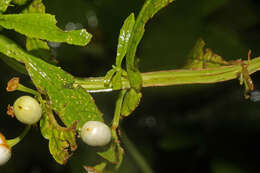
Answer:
top-left (40, 104), bottom-right (77, 164)
top-left (94, 162), bottom-right (107, 172)
top-left (26, 38), bottom-right (49, 51)
top-left (11, 0), bottom-right (28, 5)
top-left (126, 0), bottom-right (175, 90)
top-left (127, 70), bottom-right (142, 92)
top-left (0, 35), bottom-right (103, 129)
top-left (23, 0), bottom-right (55, 64)
top-left (22, 0), bottom-right (45, 13)
top-left (0, 55), bottom-right (27, 74)
top-left (84, 162), bottom-right (108, 173)
top-left (115, 13), bottom-right (135, 67)
top-left (97, 143), bottom-right (117, 164)
top-left (111, 70), bottom-right (122, 90)
top-left (0, 0), bottom-right (12, 13)
top-left (104, 13), bottom-right (135, 90)
top-left (104, 68), bottom-right (116, 87)
top-left (185, 38), bottom-right (228, 69)
top-left (0, 14), bottom-right (92, 46)
top-left (121, 88), bottom-right (142, 117)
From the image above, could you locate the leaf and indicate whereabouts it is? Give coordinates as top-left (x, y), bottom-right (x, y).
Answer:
top-left (23, 0), bottom-right (55, 64)
top-left (93, 162), bottom-right (107, 172)
top-left (126, 0), bottom-right (175, 90)
top-left (97, 143), bottom-right (117, 163)
top-left (22, 0), bottom-right (45, 13)
top-left (104, 68), bottom-right (116, 87)
top-left (26, 38), bottom-right (49, 51)
top-left (0, 14), bottom-right (92, 46)
top-left (104, 13), bottom-right (135, 90)
top-left (115, 13), bottom-right (135, 67)
top-left (84, 162), bottom-right (107, 173)
top-left (0, 0), bottom-right (12, 13)
top-left (40, 104), bottom-right (77, 164)
top-left (0, 55), bottom-right (27, 74)
top-left (121, 88), bottom-right (142, 117)
top-left (185, 38), bottom-right (228, 69)
top-left (111, 70), bottom-right (122, 90)
top-left (127, 70), bottom-right (143, 92)
top-left (11, 0), bottom-right (28, 5)
top-left (0, 35), bottom-right (103, 129)
top-left (96, 141), bottom-right (124, 172)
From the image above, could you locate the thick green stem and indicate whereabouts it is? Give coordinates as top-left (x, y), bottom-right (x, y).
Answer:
top-left (6, 125), bottom-right (31, 148)
top-left (74, 57), bottom-right (260, 92)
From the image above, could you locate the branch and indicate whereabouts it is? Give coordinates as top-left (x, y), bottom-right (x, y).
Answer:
top-left (74, 57), bottom-right (260, 92)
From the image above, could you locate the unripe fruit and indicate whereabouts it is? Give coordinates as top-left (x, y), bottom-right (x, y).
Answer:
top-left (0, 133), bottom-right (11, 166)
top-left (80, 121), bottom-right (112, 147)
top-left (13, 96), bottom-right (42, 125)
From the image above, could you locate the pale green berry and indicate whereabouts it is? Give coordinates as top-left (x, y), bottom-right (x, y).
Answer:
top-left (80, 121), bottom-right (112, 147)
top-left (13, 96), bottom-right (42, 125)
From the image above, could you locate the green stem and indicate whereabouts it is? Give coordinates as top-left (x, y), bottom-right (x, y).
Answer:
top-left (110, 90), bottom-right (127, 170)
top-left (121, 131), bottom-right (154, 173)
top-left (17, 83), bottom-right (40, 96)
top-left (6, 125), bottom-right (31, 148)
top-left (74, 57), bottom-right (260, 92)
top-left (112, 90), bottom-right (127, 138)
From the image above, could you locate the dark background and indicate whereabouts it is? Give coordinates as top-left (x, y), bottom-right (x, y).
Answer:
top-left (1, 0), bottom-right (260, 172)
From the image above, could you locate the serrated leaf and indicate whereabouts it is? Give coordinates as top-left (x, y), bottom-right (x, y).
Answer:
top-left (0, 0), bottom-right (12, 13)
top-left (0, 35), bottom-right (103, 129)
top-left (0, 13), bottom-right (92, 46)
top-left (126, 0), bottom-right (175, 90)
top-left (185, 38), bottom-right (228, 69)
top-left (40, 105), bottom-right (77, 164)
top-left (115, 13), bottom-right (135, 67)
top-left (121, 88), bottom-right (142, 116)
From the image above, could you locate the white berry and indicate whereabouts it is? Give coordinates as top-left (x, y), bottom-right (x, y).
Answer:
top-left (80, 121), bottom-right (112, 147)
top-left (0, 134), bottom-right (11, 166)
top-left (13, 96), bottom-right (42, 125)
top-left (0, 144), bottom-right (11, 166)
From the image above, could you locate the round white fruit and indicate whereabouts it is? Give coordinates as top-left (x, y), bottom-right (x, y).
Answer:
top-left (80, 121), bottom-right (112, 147)
top-left (13, 96), bottom-right (42, 125)
top-left (0, 144), bottom-right (11, 166)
